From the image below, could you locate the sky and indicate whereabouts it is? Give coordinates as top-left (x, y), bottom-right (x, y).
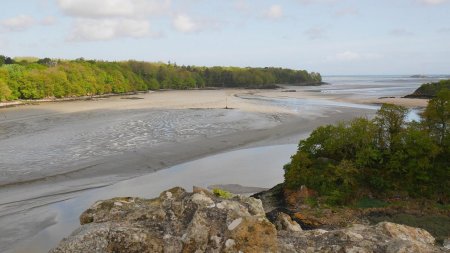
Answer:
top-left (0, 0), bottom-right (449, 75)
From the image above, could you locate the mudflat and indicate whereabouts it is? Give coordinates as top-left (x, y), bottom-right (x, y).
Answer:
top-left (0, 88), bottom-right (396, 252)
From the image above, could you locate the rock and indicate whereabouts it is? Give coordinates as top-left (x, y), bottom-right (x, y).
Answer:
top-left (275, 212), bottom-right (302, 232)
top-left (386, 239), bottom-right (436, 253)
top-left (234, 194), bottom-right (266, 217)
top-left (283, 185), bottom-right (317, 209)
top-left (277, 222), bottom-right (445, 253)
top-left (227, 217), bottom-right (242, 231)
top-left (376, 221), bottom-right (435, 245)
top-left (227, 216), bottom-right (278, 253)
top-left (191, 192), bottom-right (215, 207)
top-left (192, 186), bottom-right (216, 198)
top-left (293, 212), bottom-right (323, 229)
top-left (52, 187), bottom-right (445, 253)
top-left (443, 238), bottom-right (450, 250)
top-left (52, 187), bottom-right (277, 253)
top-left (251, 183), bottom-right (285, 213)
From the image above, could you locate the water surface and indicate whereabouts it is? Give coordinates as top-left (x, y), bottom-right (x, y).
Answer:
top-left (12, 144), bottom-right (297, 253)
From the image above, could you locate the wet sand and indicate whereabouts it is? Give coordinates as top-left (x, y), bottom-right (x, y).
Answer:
top-left (254, 86), bottom-right (429, 108)
top-left (1, 89), bottom-right (376, 252)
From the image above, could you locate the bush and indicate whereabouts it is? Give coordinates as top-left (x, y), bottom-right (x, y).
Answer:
top-left (212, 188), bottom-right (233, 199)
top-left (284, 94), bottom-right (450, 205)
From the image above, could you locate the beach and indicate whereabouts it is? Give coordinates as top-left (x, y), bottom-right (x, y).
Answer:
top-left (0, 79), bottom-right (431, 252)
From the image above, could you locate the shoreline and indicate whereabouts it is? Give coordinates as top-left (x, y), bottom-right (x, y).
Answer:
top-left (0, 89), bottom-right (375, 253)
top-left (0, 106), bottom-right (369, 208)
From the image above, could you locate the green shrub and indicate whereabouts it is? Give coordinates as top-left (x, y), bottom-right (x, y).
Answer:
top-left (284, 94), bottom-right (450, 205)
top-left (212, 188), bottom-right (233, 199)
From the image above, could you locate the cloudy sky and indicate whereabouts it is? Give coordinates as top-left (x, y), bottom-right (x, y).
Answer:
top-left (0, 0), bottom-right (449, 74)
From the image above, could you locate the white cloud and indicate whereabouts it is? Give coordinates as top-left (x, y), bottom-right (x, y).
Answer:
top-left (171, 14), bottom-right (221, 34)
top-left (172, 14), bottom-right (223, 34)
top-left (57, 0), bottom-right (172, 41)
top-left (68, 18), bottom-right (154, 41)
top-left (0, 15), bottom-right (35, 31)
top-left (418, 0), bottom-right (448, 5)
top-left (263, 5), bottom-right (283, 20)
top-left (56, 0), bottom-right (171, 18)
top-left (172, 14), bottom-right (197, 33)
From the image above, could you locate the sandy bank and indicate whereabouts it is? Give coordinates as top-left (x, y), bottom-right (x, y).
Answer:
top-left (0, 88), bottom-right (374, 253)
top-left (360, 97), bottom-right (429, 108)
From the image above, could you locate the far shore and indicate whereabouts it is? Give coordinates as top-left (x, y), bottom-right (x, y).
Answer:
top-left (0, 85), bottom-right (428, 110)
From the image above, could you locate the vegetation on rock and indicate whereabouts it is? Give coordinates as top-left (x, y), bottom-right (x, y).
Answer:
top-left (212, 188), bottom-right (234, 199)
top-left (0, 55), bottom-right (322, 102)
top-left (51, 187), bottom-right (446, 252)
top-left (405, 79), bottom-right (450, 98)
top-left (283, 91), bottom-right (450, 206)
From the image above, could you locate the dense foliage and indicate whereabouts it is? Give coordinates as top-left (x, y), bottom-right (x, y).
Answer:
top-left (406, 79), bottom-right (450, 98)
top-left (284, 91), bottom-right (450, 205)
top-left (0, 55), bottom-right (322, 101)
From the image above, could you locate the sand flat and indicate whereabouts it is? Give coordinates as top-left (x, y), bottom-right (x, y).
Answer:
top-left (0, 88), bottom-right (376, 253)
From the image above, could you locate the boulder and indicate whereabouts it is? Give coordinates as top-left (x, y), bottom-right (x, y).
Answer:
top-left (277, 222), bottom-right (444, 253)
top-left (51, 187), bottom-right (446, 253)
top-left (51, 187), bottom-right (275, 253)
top-left (274, 212), bottom-right (303, 232)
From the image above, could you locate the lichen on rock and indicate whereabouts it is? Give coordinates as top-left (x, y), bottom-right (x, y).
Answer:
top-left (51, 186), bottom-right (447, 253)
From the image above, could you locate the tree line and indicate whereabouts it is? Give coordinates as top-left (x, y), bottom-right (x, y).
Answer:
top-left (0, 56), bottom-right (322, 101)
top-left (283, 90), bottom-right (450, 205)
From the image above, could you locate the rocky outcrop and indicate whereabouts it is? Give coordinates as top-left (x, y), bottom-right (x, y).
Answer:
top-left (51, 187), bottom-right (446, 253)
top-left (283, 185), bottom-right (318, 210)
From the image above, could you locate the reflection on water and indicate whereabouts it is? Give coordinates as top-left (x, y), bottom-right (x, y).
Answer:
top-left (240, 94), bottom-right (379, 113)
top-left (240, 94), bottom-right (422, 123)
top-left (13, 144), bottom-right (297, 253)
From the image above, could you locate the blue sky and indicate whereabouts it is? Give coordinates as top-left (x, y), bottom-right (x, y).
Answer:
top-left (0, 0), bottom-right (449, 75)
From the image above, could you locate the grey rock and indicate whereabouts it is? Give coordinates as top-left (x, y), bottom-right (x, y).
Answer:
top-left (275, 212), bottom-right (302, 232)
top-left (52, 187), bottom-right (446, 253)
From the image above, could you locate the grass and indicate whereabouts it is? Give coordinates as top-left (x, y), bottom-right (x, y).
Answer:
top-left (356, 197), bottom-right (389, 208)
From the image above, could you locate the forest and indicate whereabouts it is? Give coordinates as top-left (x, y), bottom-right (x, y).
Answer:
top-left (283, 90), bottom-right (450, 205)
top-left (0, 56), bottom-right (322, 101)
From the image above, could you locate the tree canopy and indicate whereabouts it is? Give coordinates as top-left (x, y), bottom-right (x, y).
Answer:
top-left (0, 55), bottom-right (322, 101)
top-left (406, 79), bottom-right (450, 98)
top-left (284, 93), bottom-right (450, 205)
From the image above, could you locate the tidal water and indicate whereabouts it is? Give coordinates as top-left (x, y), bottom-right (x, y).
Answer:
top-left (13, 144), bottom-right (297, 253)
top-left (320, 75), bottom-right (444, 98)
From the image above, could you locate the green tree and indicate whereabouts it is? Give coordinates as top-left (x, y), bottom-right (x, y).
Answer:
top-left (374, 104), bottom-right (408, 150)
top-left (0, 55), bottom-right (5, 66)
top-left (422, 89), bottom-right (450, 144)
top-left (0, 79), bottom-right (12, 101)
top-left (148, 78), bottom-right (160, 90)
